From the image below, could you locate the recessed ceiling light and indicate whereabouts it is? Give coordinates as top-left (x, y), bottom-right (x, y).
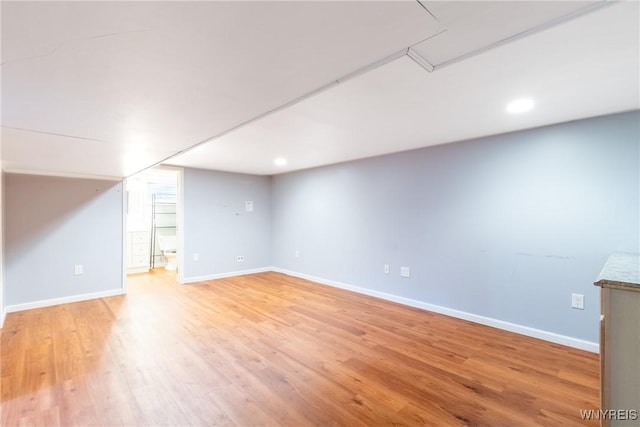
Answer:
top-left (274, 157), bottom-right (287, 166)
top-left (506, 98), bottom-right (534, 114)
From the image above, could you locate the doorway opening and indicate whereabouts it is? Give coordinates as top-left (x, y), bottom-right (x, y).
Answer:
top-left (125, 166), bottom-right (181, 283)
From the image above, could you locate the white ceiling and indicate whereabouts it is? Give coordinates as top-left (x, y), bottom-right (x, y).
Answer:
top-left (1, 1), bottom-right (638, 179)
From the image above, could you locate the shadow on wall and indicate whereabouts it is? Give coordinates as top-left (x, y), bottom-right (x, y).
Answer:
top-left (4, 173), bottom-right (124, 306)
top-left (5, 174), bottom-right (121, 256)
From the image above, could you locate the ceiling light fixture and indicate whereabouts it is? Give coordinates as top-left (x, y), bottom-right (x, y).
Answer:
top-left (506, 98), bottom-right (535, 114)
top-left (274, 157), bottom-right (287, 166)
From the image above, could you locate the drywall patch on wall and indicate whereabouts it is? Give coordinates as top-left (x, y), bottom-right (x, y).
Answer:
top-left (181, 167), bottom-right (271, 281)
top-left (4, 174), bottom-right (123, 306)
top-left (271, 111), bottom-right (640, 343)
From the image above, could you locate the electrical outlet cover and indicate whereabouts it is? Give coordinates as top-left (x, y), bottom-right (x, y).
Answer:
top-left (400, 266), bottom-right (410, 278)
top-left (571, 293), bottom-right (585, 310)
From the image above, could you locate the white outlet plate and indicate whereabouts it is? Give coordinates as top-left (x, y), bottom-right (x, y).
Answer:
top-left (383, 264), bottom-right (390, 274)
top-left (236, 255), bottom-right (245, 263)
top-left (295, 250), bottom-right (300, 258)
top-left (245, 200), bottom-right (254, 212)
top-left (571, 293), bottom-right (585, 310)
top-left (400, 266), bottom-right (410, 278)
top-left (74, 265), bottom-right (83, 275)
top-left (193, 253), bottom-right (199, 262)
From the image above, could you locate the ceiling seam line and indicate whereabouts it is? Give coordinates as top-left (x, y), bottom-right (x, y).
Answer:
top-left (129, 46), bottom-right (412, 178)
top-left (0, 29), bottom-right (155, 66)
top-left (415, 0), bottom-right (439, 22)
top-left (3, 168), bottom-right (122, 181)
top-left (1, 126), bottom-right (110, 144)
top-left (412, 28), bottom-right (449, 46)
top-left (431, 0), bottom-right (614, 71)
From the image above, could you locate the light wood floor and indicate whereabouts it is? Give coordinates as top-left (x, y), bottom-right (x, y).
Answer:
top-left (1, 270), bottom-right (599, 426)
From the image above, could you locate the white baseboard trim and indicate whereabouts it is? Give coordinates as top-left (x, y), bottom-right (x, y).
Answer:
top-left (272, 267), bottom-right (599, 353)
top-left (4, 288), bottom-right (126, 315)
top-left (2, 266), bottom-right (273, 317)
top-left (180, 267), bottom-right (273, 284)
top-left (1, 268), bottom-right (599, 353)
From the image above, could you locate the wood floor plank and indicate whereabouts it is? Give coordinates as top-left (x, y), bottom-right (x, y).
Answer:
top-left (1, 270), bottom-right (599, 426)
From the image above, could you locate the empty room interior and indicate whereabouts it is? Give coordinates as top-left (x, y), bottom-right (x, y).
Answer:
top-left (1, 1), bottom-right (639, 426)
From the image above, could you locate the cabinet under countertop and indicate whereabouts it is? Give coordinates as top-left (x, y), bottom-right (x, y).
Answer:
top-left (594, 252), bottom-right (640, 427)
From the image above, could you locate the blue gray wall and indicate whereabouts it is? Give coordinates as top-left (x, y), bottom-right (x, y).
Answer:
top-left (4, 174), bottom-right (123, 306)
top-left (181, 168), bottom-right (271, 281)
top-left (0, 169), bottom-right (4, 324)
top-left (2, 112), bottom-right (637, 344)
top-left (271, 111), bottom-right (640, 343)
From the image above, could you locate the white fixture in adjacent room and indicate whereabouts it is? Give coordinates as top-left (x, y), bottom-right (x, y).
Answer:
top-left (506, 98), bottom-right (535, 114)
top-left (157, 235), bottom-right (178, 271)
top-left (126, 166), bottom-right (179, 274)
